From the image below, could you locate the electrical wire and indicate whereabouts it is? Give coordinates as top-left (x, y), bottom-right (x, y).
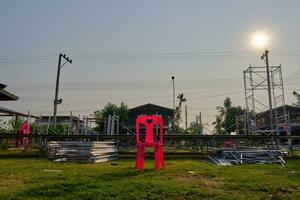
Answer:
top-left (1, 50), bottom-right (300, 66)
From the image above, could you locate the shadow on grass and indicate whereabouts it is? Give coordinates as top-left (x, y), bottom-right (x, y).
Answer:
top-left (0, 150), bottom-right (45, 159)
top-left (12, 171), bottom-right (215, 200)
top-left (11, 168), bottom-right (164, 200)
top-left (119, 152), bottom-right (209, 160)
top-left (95, 168), bottom-right (153, 181)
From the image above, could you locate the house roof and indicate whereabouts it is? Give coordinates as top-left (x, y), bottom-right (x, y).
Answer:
top-left (130, 103), bottom-right (173, 112)
top-left (257, 104), bottom-right (300, 115)
top-left (0, 89), bottom-right (19, 101)
top-left (0, 83), bottom-right (18, 101)
top-left (0, 107), bottom-right (36, 118)
top-left (0, 83), bottom-right (6, 90)
top-left (40, 115), bottom-right (82, 121)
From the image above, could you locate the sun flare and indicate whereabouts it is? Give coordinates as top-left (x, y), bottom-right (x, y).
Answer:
top-left (251, 32), bottom-right (269, 49)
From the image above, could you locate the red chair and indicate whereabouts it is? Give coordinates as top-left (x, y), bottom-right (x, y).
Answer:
top-left (16, 122), bottom-right (30, 148)
top-left (135, 115), bottom-right (164, 171)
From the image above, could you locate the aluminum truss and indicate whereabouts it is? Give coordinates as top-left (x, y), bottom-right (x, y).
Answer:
top-left (241, 65), bottom-right (289, 135)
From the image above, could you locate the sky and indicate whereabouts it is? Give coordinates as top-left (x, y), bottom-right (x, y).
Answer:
top-left (1, 0), bottom-right (300, 131)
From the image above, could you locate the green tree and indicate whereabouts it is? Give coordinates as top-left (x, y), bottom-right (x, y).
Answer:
top-left (293, 91), bottom-right (300, 106)
top-left (212, 115), bottom-right (223, 133)
top-left (0, 119), bottom-right (8, 133)
top-left (223, 106), bottom-right (244, 133)
top-left (117, 102), bottom-right (130, 124)
top-left (188, 121), bottom-right (203, 134)
top-left (212, 97), bottom-right (244, 134)
top-left (48, 124), bottom-right (69, 135)
top-left (8, 117), bottom-right (25, 133)
top-left (94, 102), bottom-right (129, 133)
top-left (170, 93), bottom-right (187, 133)
top-left (175, 93), bottom-right (186, 126)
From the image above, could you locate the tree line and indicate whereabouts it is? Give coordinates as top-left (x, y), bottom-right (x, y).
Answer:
top-left (2, 90), bottom-right (299, 135)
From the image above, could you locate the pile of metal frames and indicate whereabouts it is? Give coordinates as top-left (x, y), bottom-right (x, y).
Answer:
top-left (208, 146), bottom-right (287, 166)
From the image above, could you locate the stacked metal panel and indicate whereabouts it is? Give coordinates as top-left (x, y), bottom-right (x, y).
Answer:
top-left (208, 146), bottom-right (287, 166)
top-left (48, 141), bottom-right (118, 163)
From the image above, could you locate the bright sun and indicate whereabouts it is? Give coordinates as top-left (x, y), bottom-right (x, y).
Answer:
top-left (251, 32), bottom-right (269, 49)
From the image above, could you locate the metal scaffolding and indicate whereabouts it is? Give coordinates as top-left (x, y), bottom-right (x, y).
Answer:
top-left (241, 64), bottom-right (289, 135)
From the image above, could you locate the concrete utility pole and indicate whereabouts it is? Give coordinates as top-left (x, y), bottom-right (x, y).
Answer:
top-left (171, 76), bottom-right (175, 117)
top-left (53, 53), bottom-right (72, 127)
top-left (199, 112), bottom-right (202, 125)
top-left (199, 112), bottom-right (202, 134)
top-left (261, 50), bottom-right (274, 131)
top-left (185, 105), bottom-right (187, 130)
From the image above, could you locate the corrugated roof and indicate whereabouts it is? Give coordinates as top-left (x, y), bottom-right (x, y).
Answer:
top-left (0, 107), bottom-right (36, 117)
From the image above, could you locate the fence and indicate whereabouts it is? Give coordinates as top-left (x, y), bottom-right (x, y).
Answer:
top-left (1, 134), bottom-right (299, 155)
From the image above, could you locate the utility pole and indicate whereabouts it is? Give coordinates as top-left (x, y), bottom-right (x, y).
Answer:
top-left (199, 112), bottom-right (202, 134)
top-left (199, 112), bottom-right (202, 126)
top-left (261, 50), bottom-right (274, 131)
top-left (53, 53), bottom-right (72, 127)
top-left (185, 105), bottom-right (187, 130)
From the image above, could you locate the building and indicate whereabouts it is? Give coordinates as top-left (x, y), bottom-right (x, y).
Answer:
top-left (0, 83), bottom-right (18, 101)
top-left (0, 83), bottom-right (38, 133)
top-left (36, 115), bottom-right (83, 134)
top-left (126, 103), bottom-right (174, 133)
top-left (256, 105), bottom-right (300, 136)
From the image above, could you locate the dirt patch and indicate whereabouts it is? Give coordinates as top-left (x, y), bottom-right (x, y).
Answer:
top-left (177, 173), bottom-right (222, 188)
top-left (279, 186), bottom-right (300, 193)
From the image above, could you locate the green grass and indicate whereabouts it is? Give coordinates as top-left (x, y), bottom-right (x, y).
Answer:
top-left (0, 150), bottom-right (299, 200)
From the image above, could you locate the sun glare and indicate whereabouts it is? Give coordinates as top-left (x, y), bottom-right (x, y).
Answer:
top-left (251, 32), bottom-right (269, 49)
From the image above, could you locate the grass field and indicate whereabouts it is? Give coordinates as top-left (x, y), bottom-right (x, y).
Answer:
top-left (0, 150), bottom-right (299, 200)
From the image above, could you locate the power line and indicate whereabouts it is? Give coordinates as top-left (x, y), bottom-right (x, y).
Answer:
top-left (1, 50), bottom-right (300, 65)
top-left (0, 55), bottom-right (56, 60)
top-left (15, 89), bottom-right (243, 115)
top-left (16, 87), bottom-right (242, 108)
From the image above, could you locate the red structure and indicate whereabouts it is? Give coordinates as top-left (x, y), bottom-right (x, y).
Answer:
top-left (16, 122), bottom-right (30, 148)
top-left (223, 140), bottom-right (236, 148)
top-left (135, 115), bottom-right (164, 171)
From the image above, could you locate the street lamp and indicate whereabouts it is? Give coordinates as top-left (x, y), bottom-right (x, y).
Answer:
top-left (171, 76), bottom-right (175, 113)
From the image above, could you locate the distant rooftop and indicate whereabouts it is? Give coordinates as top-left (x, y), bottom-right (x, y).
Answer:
top-left (130, 103), bottom-right (173, 112)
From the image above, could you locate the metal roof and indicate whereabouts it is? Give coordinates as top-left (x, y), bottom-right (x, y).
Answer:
top-left (0, 89), bottom-right (19, 101)
top-left (0, 107), bottom-right (36, 118)
top-left (0, 83), bottom-right (18, 101)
